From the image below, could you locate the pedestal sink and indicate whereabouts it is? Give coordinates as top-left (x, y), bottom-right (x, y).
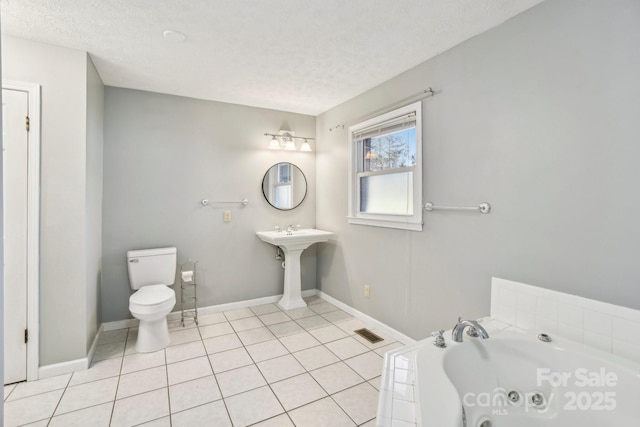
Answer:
top-left (256, 229), bottom-right (335, 310)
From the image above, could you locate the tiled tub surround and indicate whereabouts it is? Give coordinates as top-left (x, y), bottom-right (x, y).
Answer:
top-left (377, 277), bottom-right (640, 426)
top-left (4, 296), bottom-right (407, 427)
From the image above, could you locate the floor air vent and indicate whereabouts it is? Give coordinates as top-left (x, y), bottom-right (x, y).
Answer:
top-left (354, 328), bottom-right (384, 344)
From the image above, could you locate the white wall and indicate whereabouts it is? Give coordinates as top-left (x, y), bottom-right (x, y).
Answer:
top-left (316, 0), bottom-right (640, 339)
top-left (85, 56), bottom-right (104, 351)
top-left (101, 88), bottom-right (316, 322)
top-left (2, 37), bottom-right (101, 365)
top-left (1, 19), bottom-right (5, 415)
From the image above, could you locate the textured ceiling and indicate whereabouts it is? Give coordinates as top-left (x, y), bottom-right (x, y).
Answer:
top-left (1, 0), bottom-right (543, 115)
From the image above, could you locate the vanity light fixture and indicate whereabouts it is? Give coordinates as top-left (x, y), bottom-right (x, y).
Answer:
top-left (264, 131), bottom-right (315, 152)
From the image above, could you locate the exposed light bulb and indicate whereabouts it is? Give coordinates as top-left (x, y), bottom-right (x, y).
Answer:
top-left (268, 136), bottom-right (280, 149)
top-left (300, 139), bottom-right (312, 152)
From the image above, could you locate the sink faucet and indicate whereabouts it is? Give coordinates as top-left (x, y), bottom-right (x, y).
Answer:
top-left (285, 224), bottom-right (300, 235)
top-left (451, 317), bottom-right (489, 343)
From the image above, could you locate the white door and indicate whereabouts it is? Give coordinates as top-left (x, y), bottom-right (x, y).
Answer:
top-left (3, 88), bottom-right (29, 384)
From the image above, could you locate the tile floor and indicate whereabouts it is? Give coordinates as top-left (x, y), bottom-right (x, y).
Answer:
top-left (4, 296), bottom-right (404, 427)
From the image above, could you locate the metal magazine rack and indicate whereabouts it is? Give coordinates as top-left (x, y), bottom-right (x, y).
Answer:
top-left (179, 260), bottom-right (198, 326)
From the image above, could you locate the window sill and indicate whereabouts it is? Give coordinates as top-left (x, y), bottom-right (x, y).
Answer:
top-left (347, 216), bottom-right (423, 231)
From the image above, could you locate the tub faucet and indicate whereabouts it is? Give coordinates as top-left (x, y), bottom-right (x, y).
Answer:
top-left (451, 317), bottom-right (489, 343)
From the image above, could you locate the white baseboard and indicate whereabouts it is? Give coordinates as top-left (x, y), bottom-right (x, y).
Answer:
top-left (39, 358), bottom-right (88, 380)
top-left (102, 289), bottom-right (318, 332)
top-left (87, 324), bottom-right (103, 362)
top-left (316, 290), bottom-right (416, 345)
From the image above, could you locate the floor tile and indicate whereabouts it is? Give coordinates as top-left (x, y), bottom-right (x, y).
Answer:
top-left (256, 354), bottom-right (305, 383)
top-left (230, 316), bottom-right (264, 332)
top-left (165, 340), bottom-right (206, 364)
top-left (250, 303), bottom-right (282, 316)
top-left (171, 400), bottom-right (231, 427)
top-left (374, 341), bottom-right (404, 356)
top-left (309, 302), bottom-right (339, 314)
top-left (344, 351), bottom-right (384, 380)
top-left (334, 318), bottom-right (371, 335)
top-left (196, 312), bottom-right (227, 325)
top-left (279, 331), bottom-right (321, 353)
top-left (20, 420), bottom-right (49, 427)
top-left (359, 418), bottom-right (377, 427)
top-left (246, 339), bottom-right (289, 362)
top-left (55, 376), bottom-right (118, 415)
top-left (268, 321), bottom-right (305, 338)
top-left (216, 364), bottom-right (266, 397)
top-left (296, 315), bottom-right (330, 330)
top-left (292, 345), bottom-right (340, 371)
top-left (321, 310), bottom-right (353, 323)
top-left (237, 327), bottom-right (276, 345)
top-left (8, 373), bottom-right (70, 401)
top-left (167, 356), bottom-right (212, 385)
top-left (93, 340), bottom-right (126, 361)
top-left (168, 327), bottom-right (201, 346)
top-left (309, 324), bottom-right (349, 343)
top-left (223, 307), bottom-right (254, 321)
top-left (125, 328), bottom-right (139, 355)
top-left (303, 296), bottom-right (324, 306)
top-left (137, 416), bottom-right (171, 426)
top-left (270, 373), bottom-right (327, 411)
top-left (325, 336), bottom-right (369, 359)
top-left (203, 333), bottom-right (243, 354)
top-left (98, 329), bottom-right (128, 345)
top-left (4, 383), bottom-right (16, 400)
top-left (209, 347), bottom-right (253, 373)
top-left (199, 322), bottom-right (234, 339)
top-left (168, 375), bottom-right (222, 413)
top-left (70, 357), bottom-right (122, 386)
top-left (259, 311), bottom-right (292, 325)
top-left (48, 401), bottom-right (113, 427)
top-left (309, 362), bottom-right (364, 394)
top-left (111, 387), bottom-right (170, 427)
top-left (251, 414), bottom-right (295, 426)
top-left (288, 397), bottom-right (355, 427)
top-left (168, 318), bottom-right (198, 331)
top-left (332, 382), bottom-right (379, 425)
top-left (116, 365), bottom-right (167, 399)
top-left (4, 389), bottom-right (64, 426)
top-left (283, 307), bottom-right (317, 320)
top-left (224, 386), bottom-right (284, 426)
top-left (368, 376), bottom-right (382, 390)
top-left (121, 349), bottom-right (165, 374)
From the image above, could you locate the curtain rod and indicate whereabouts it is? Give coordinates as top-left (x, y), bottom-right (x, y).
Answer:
top-left (329, 87), bottom-right (434, 132)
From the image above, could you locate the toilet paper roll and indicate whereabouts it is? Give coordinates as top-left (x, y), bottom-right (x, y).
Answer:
top-left (181, 271), bottom-right (194, 283)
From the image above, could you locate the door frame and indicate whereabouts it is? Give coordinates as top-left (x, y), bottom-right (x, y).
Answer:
top-left (2, 80), bottom-right (40, 381)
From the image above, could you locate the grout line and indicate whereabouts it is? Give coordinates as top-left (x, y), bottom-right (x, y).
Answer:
top-left (44, 368), bottom-right (75, 425)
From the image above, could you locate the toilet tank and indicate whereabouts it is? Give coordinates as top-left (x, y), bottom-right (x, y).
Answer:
top-left (127, 247), bottom-right (177, 290)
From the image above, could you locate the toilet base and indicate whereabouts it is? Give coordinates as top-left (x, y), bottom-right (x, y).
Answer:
top-left (135, 317), bottom-right (171, 353)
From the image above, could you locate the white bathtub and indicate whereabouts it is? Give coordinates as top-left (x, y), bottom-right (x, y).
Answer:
top-left (415, 329), bottom-right (640, 426)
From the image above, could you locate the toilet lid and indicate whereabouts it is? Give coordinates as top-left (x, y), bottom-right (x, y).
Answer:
top-left (130, 285), bottom-right (175, 306)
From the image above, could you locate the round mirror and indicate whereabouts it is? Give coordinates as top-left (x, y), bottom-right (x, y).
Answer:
top-left (262, 163), bottom-right (307, 210)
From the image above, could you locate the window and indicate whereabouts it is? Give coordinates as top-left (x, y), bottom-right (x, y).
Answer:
top-left (348, 101), bottom-right (423, 231)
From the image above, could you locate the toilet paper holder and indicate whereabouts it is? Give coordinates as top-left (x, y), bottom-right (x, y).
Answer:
top-left (179, 259), bottom-right (198, 326)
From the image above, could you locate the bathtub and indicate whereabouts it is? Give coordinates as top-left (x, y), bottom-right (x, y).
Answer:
top-left (415, 329), bottom-right (640, 426)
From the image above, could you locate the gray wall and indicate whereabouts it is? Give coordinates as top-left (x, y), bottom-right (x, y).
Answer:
top-left (102, 88), bottom-right (316, 322)
top-left (316, 0), bottom-right (640, 340)
top-left (2, 37), bottom-right (99, 365)
top-left (85, 56), bottom-right (104, 351)
top-left (1, 20), bottom-right (5, 415)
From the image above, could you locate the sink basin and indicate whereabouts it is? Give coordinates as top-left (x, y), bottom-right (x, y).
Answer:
top-left (256, 229), bottom-right (335, 250)
top-left (256, 229), bottom-right (335, 309)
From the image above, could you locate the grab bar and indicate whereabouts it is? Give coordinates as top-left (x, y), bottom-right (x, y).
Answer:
top-left (424, 202), bottom-right (491, 214)
top-left (201, 198), bottom-right (249, 206)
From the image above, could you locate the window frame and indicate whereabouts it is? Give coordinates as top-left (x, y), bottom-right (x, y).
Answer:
top-left (348, 101), bottom-right (423, 231)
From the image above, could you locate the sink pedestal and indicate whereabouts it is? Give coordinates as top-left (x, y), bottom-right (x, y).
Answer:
top-left (278, 247), bottom-right (307, 310)
top-left (256, 229), bottom-right (335, 311)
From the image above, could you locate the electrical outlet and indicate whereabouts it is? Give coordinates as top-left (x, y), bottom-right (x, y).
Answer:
top-left (364, 285), bottom-right (370, 298)
top-left (223, 210), bottom-right (232, 222)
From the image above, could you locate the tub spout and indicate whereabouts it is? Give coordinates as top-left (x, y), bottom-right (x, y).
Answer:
top-left (451, 317), bottom-right (489, 343)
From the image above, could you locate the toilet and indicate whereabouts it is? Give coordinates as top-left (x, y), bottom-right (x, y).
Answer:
top-left (127, 247), bottom-right (177, 353)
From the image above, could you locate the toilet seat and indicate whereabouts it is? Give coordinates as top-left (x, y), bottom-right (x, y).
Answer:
top-left (129, 284), bottom-right (175, 315)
